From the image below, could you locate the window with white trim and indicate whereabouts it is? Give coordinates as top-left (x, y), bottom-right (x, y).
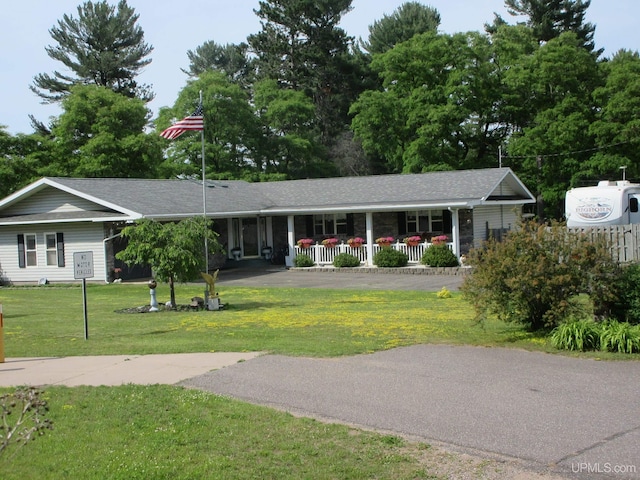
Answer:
top-left (45, 233), bottom-right (58, 266)
top-left (25, 234), bottom-right (37, 266)
top-left (313, 214), bottom-right (347, 235)
top-left (17, 232), bottom-right (65, 268)
top-left (406, 210), bottom-right (444, 233)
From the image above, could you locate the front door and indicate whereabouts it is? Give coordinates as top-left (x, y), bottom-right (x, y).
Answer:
top-left (242, 217), bottom-right (259, 257)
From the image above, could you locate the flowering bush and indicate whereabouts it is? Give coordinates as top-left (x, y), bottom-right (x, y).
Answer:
top-left (430, 235), bottom-right (448, 245)
top-left (321, 238), bottom-right (339, 247)
top-left (375, 236), bottom-right (394, 245)
top-left (404, 235), bottom-right (422, 245)
top-left (296, 238), bottom-right (314, 248)
top-left (347, 237), bottom-right (365, 246)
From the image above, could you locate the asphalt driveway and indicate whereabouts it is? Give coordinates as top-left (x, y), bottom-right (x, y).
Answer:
top-left (180, 344), bottom-right (640, 479)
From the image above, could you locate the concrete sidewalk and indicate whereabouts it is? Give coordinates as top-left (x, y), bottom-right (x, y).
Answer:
top-left (0, 352), bottom-right (263, 387)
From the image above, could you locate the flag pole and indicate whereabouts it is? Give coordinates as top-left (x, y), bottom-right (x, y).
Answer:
top-left (200, 90), bottom-right (209, 283)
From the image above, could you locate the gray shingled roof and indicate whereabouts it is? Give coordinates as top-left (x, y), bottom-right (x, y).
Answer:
top-left (49, 177), bottom-right (273, 217)
top-left (0, 168), bottom-right (534, 222)
top-left (253, 167), bottom-right (532, 212)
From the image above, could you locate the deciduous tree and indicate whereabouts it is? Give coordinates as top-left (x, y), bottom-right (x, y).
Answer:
top-left (116, 218), bottom-right (223, 308)
top-left (157, 72), bottom-right (260, 179)
top-left (49, 85), bottom-right (160, 178)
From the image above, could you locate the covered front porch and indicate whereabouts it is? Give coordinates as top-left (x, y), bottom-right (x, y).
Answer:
top-left (282, 209), bottom-right (469, 267)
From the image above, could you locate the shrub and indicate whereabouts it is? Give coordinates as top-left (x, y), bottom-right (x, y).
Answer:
top-left (436, 286), bottom-right (452, 299)
top-left (600, 320), bottom-right (640, 354)
top-left (461, 219), bottom-right (620, 331)
top-left (609, 263), bottom-right (640, 324)
top-left (293, 254), bottom-right (314, 268)
top-left (373, 248), bottom-right (408, 267)
top-left (421, 244), bottom-right (459, 267)
top-left (333, 253), bottom-right (361, 268)
top-left (551, 319), bottom-right (601, 351)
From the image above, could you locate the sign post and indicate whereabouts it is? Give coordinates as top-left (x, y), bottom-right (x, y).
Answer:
top-left (0, 304), bottom-right (4, 363)
top-left (73, 252), bottom-right (94, 340)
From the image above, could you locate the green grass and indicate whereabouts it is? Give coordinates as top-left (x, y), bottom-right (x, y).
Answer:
top-left (0, 384), bottom-right (434, 480)
top-left (0, 283), bottom-right (548, 357)
top-left (1, 283), bottom-right (636, 478)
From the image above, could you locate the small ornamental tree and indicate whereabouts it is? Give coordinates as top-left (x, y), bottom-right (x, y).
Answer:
top-left (461, 219), bottom-right (621, 330)
top-left (116, 217), bottom-right (223, 308)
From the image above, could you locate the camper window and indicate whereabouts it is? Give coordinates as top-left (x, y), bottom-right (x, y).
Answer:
top-left (631, 197), bottom-right (639, 213)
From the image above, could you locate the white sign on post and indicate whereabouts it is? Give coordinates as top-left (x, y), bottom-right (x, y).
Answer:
top-left (73, 251), bottom-right (94, 340)
top-left (73, 251), bottom-right (94, 279)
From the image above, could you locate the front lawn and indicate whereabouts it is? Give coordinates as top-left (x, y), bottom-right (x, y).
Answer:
top-left (0, 283), bottom-right (545, 357)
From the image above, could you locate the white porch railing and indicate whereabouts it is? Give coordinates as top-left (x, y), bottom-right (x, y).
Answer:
top-left (294, 241), bottom-right (454, 266)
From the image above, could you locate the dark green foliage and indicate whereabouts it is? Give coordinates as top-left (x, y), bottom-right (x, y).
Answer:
top-left (293, 254), bottom-right (315, 268)
top-left (183, 41), bottom-right (254, 87)
top-left (248, 0), bottom-right (361, 144)
top-left (373, 249), bottom-right (409, 267)
top-left (501, 0), bottom-right (598, 53)
top-left (31, 0), bottom-right (153, 103)
top-left (420, 245), bottom-right (459, 267)
top-left (609, 263), bottom-right (640, 324)
top-left (600, 320), bottom-right (640, 354)
top-left (461, 220), bottom-right (621, 330)
top-left (363, 2), bottom-right (441, 54)
top-left (551, 319), bottom-right (601, 351)
top-left (333, 253), bottom-right (361, 268)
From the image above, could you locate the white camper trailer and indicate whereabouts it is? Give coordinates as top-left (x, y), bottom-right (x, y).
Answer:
top-left (565, 181), bottom-right (640, 227)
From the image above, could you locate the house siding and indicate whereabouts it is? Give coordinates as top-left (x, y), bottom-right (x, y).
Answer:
top-left (472, 205), bottom-right (521, 248)
top-left (2, 188), bottom-right (106, 216)
top-left (0, 222), bottom-right (106, 283)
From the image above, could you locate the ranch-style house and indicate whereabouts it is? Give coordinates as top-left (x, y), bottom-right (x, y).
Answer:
top-left (0, 167), bottom-right (535, 283)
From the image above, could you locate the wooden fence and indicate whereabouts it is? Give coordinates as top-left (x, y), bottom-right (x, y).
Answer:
top-left (568, 224), bottom-right (640, 263)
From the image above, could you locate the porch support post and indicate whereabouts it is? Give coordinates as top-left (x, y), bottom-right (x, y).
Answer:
top-left (265, 217), bottom-right (274, 251)
top-left (286, 215), bottom-right (295, 267)
top-left (227, 218), bottom-right (234, 260)
top-left (365, 211), bottom-right (374, 266)
top-left (449, 208), bottom-right (460, 257)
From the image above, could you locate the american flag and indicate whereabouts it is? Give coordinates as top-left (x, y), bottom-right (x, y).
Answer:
top-left (159, 104), bottom-right (204, 140)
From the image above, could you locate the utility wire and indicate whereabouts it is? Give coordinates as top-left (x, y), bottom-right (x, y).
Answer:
top-left (501, 140), bottom-right (635, 160)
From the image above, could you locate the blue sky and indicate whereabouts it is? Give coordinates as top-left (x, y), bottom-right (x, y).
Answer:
top-left (1, 0), bottom-right (638, 134)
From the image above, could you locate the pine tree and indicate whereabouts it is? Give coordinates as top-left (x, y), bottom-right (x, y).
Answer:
top-left (31, 0), bottom-right (154, 103)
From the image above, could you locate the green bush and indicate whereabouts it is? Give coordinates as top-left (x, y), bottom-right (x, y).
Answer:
top-left (609, 263), bottom-right (640, 324)
top-left (373, 248), bottom-right (409, 267)
top-left (293, 254), bottom-right (314, 268)
top-left (461, 219), bottom-right (621, 331)
top-left (600, 320), bottom-right (640, 354)
top-left (420, 244), bottom-right (459, 267)
top-left (551, 319), bottom-right (601, 351)
top-left (332, 253), bottom-right (361, 268)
